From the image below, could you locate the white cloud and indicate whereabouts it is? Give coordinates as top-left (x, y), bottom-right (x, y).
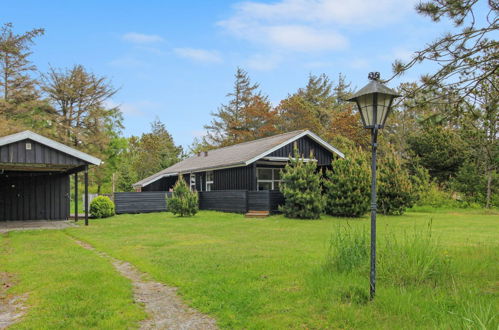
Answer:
top-left (349, 58), bottom-right (370, 69)
top-left (173, 48), bottom-right (223, 63)
top-left (246, 53), bottom-right (282, 70)
top-left (122, 32), bottom-right (164, 44)
top-left (219, 0), bottom-right (417, 53)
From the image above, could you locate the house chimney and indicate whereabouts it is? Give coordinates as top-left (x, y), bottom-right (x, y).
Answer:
top-left (204, 151), bottom-right (208, 157)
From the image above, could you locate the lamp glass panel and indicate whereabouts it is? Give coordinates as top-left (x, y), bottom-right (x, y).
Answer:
top-left (358, 94), bottom-right (374, 127)
top-left (376, 93), bottom-right (392, 125)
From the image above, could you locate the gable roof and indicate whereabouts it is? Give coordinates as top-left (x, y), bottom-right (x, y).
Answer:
top-left (133, 130), bottom-right (343, 188)
top-left (0, 130), bottom-right (101, 165)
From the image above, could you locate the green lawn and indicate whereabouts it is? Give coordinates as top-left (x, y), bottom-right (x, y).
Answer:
top-left (0, 231), bottom-right (146, 329)
top-left (1, 209), bottom-right (498, 329)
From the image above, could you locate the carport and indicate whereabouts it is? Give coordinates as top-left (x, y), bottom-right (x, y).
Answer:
top-left (0, 131), bottom-right (101, 225)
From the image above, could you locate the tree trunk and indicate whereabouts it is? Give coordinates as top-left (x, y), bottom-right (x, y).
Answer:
top-left (486, 167), bottom-right (492, 209)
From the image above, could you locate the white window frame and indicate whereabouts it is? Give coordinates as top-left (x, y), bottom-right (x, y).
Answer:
top-left (190, 173), bottom-right (196, 191)
top-left (257, 168), bottom-right (283, 191)
top-left (206, 171), bottom-right (214, 191)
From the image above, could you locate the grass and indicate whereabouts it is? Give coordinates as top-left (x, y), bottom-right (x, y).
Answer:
top-left (1, 208), bottom-right (498, 329)
top-left (0, 231), bottom-right (145, 329)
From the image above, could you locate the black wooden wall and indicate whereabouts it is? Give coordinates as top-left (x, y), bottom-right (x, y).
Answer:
top-left (213, 165), bottom-right (254, 190)
top-left (142, 176), bottom-right (177, 191)
top-left (0, 139), bottom-right (86, 166)
top-left (268, 135), bottom-right (333, 165)
top-left (0, 172), bottom-right (70, 220)
top-left (115, 192), bottom-right (171, 214)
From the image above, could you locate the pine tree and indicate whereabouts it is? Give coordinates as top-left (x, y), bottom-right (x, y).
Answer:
top-left (0, 23), bottom-right (44, 103)
top-left (391, 1), bottom-right (497, 106)
top-left (279, 147), bottom-right (324, 219)
top-left (238, 94), bottom-right (278, 141)
top-left (168, 177), bottom-right (199, 217)
top-left (42, 64), bottom-right (121, 148)
top-left (324, 148), bottom-right (370, 217)
top-left (205, 67), bottom-right (260, 146)
top-left (133, 119), bottom-right (183, 180)
top-left (378, 148), bottom-right (414, 215)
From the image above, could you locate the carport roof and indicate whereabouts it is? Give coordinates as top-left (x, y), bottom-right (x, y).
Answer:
top-left (0, 130), bottom-right (101, 165)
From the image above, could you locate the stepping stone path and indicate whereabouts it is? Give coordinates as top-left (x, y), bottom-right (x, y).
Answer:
top-left (72, 238), bottom-right (218, 330)
top-left (0, 272), bottom-right (27, 330)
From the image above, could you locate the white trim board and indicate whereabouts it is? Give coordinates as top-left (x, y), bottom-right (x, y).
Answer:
top-left (0, 130), bottom-right (101, 165)
top-left (244, 130), bottom-right (344, 165)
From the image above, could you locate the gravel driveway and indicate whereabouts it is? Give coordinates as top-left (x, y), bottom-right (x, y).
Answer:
top-left (0, 221), bottom-right (76, 234)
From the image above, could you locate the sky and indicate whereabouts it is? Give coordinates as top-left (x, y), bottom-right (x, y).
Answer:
top-left (1, 0), bottom-right (473, 148)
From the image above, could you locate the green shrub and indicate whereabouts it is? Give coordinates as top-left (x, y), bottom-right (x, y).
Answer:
top-left (324, 147), bottom-right (370, 217)
top-left (378, 148), bottom-right (414, 215)
top-left (416, 182), bottom-right (457, 208)
top-left (168, 177), bottom-right (199, 217)
top-left (408, 162), bottom-right (431, 204)
top-left (279, 148), bottom-right (324, 219)
top-left (89, 196), bottom-right (115, 218)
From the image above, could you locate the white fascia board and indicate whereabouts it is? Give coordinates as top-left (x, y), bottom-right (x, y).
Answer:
top-left (244, 130), bottom-right (344, 166)
top-left (306, 131), bottom-right (345, 158)
top-left (261, 157), bottom-right (317, 162)
top-left (0, 131), bottom-right (101, 165)
top-left (132, 172), bottom-right (179, 188)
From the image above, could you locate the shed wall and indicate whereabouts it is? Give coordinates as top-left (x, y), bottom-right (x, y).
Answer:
top-left (0, 172), bottom-right (70, 220)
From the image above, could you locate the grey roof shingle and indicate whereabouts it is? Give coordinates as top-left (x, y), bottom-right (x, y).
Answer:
top-left (133, 130), bottom-right (342, 187)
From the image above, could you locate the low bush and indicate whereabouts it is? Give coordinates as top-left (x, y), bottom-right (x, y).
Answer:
top-left (168, 177), bottom-right (198, 217)
top-left (89, 196), bottom-right (115, 218)
top-left (416, 182), bottom-right (457, 208)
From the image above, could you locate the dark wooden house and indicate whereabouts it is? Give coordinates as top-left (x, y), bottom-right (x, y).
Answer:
top-left (133, 130), bottom-right (344, 193)
top-left (0, 131), bottom-right (101, 223)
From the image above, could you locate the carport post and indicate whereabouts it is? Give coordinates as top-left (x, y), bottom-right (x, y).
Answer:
top-left (84, 165), bottom-right (88, 226)
top-left (74, 172), bottom-right (78, 222)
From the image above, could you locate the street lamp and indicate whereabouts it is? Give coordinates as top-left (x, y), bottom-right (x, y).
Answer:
top-left (347, 72), bottom-right (400, 299)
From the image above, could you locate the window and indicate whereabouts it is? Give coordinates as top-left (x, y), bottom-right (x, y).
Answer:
top-left (257, 168), bottom-right (283, 190)
top-left (190, 173), bottom-right (196, 191)
top-left (206, 171), bottom-right (214, 191)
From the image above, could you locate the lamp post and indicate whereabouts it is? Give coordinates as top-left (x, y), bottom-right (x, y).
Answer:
top-left (347, 72), bottom-right (400, 299)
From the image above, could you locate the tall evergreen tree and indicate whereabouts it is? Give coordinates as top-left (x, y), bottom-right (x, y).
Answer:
top-left (133, 119), bottom-right (183, 180)
top-left (0, 23), bottom-right (44, 103)
top-left (205, 67), bottom-right (260, 146)
top-left (42, 64), bottom-right (121, 148)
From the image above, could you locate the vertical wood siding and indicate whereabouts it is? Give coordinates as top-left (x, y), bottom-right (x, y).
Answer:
top-left (0, 173), bottom-right (70, 220)
top-left (0, 139), bottom-right (86, 166)
top-left (268, 135), bottom-right (333, 165)
top-left (213, 166), bottom-right (254, 190)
